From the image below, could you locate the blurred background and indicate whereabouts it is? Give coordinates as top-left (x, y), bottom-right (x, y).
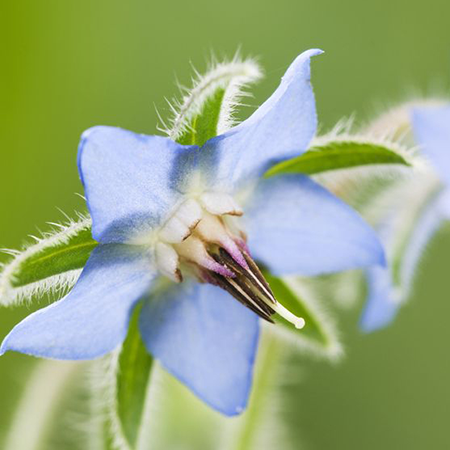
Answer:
top-left (1, 0), bottom-right (450, 448)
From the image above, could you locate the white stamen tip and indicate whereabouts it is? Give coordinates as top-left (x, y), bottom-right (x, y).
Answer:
top-left (273, 301), bottom-right (305, 330)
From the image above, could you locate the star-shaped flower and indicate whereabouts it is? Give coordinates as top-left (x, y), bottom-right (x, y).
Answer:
top-left (1, 49), bottom-right (383, 415)
top-left (361, 105), bottom-right (450, 332)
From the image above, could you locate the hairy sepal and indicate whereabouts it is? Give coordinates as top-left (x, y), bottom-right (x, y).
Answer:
top-left (265, 136), bottom-right (413, 178)
top-left (0, 214), bottom-right (96, 306)
top-left (165, 55), bottom-right (262, 146)
top-left (311, 116), bottom-right (431, 210)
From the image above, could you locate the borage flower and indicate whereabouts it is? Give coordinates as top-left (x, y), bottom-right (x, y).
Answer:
top-left (1, 49), bottom-right (384, 415)
top-left (361, 105), bottom-right (450, 332)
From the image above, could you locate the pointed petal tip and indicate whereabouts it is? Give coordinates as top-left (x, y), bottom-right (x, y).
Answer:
top-left (139, 282), bottom-right (258, 417)
top-left (0, 328), bottom-right (17, 357)
top-left (0, 331), bottom-right (36, 358)
top-left (206, 392), bottom-right (249, 416)
top-left (361, 225), bottom-right (387, 269)
top-left (80, 125), bottom-right (117, 141)
top-left (295, 48), bottom-right (324, 62)
top-left (359, 314), bottom-right (391, 334)
top-left (0, 340), bottom-right (8, 356)
top-left (374, 241), bottom-right (387, 268)
top-left (0, 324), bottom-right (115, 360)
top-left (288, 49), bottom-right (324, 75)
top-left (223, 403), bottom-right (247, 417)
top-left (156, 358), bottom-right (249, 416)
top-left (359, 267), bottom-right (400, 334)
top-left (80, 125), bottom-right (99, 141)
top-left (362, 243), bottom-right (387, 272)
top-left (308, 48), bottom-right (325, 56)
top-left (77, 125), bottom-right (115, 188)
top-left (0, 246), bottom-right (155, 361)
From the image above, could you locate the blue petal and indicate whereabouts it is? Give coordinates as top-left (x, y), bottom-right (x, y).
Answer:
top-left (360, 267), bottom-right (400, 333)
top-left (139, 282), bottom-right (260, 416)
top-left (78, 126), bottom-right (198, 243)
top-left (412, 105), bottom-right (450, 186)
top-left (361, 192), bottom-right (444, 332)
top-left (0, 245), bottom-right (156, 359)
top-left (199, 49), bottom-right (322, 191)
top-left (438, 189), bottom-right (450, 218)
top-left (243, 174), bottom-right (385, 276)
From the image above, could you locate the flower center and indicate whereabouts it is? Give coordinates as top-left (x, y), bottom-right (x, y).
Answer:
top-left (155, 194), bottom-right (305, 329)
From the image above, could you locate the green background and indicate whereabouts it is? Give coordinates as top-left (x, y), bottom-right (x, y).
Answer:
top-left (1, 0), bottom-right (450, 448)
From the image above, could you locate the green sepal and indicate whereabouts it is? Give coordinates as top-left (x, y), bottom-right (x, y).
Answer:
top-left (263, 271), bottom-right (335, 350)
top-left (265, 140), bottom-right (411, 177)
top-left (0, 217), bottom-right (97, 306)
top-left (11, 227), bottom-right (97, 288)
top-left (177, 88), bottom-right (226, 146)
top-left (116, 304), bottom-right (154, 449)
top-left (168, 58), bottom-right (261, 146)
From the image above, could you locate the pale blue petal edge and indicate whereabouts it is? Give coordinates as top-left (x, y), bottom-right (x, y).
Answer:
top-left (243, 174), bottom-right (385, 276)
top-left (0, 245), bottom-right (156, 359)
top-left (412, 105), bottom-right (450, 187)
top-left (139, 281), bottom-right (260, 416)
top-left (360, 192), bottom-right (445, 332)
top-left (359, 267), bottom-right (401, 333)
top-left (198, 49), bottom-right (323, 192)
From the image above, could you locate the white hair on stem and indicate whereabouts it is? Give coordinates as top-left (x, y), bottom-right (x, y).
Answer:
top-left (163, 52), bottom-right (262, 140)
top-left (0, 213), bottom-right (92, 307)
